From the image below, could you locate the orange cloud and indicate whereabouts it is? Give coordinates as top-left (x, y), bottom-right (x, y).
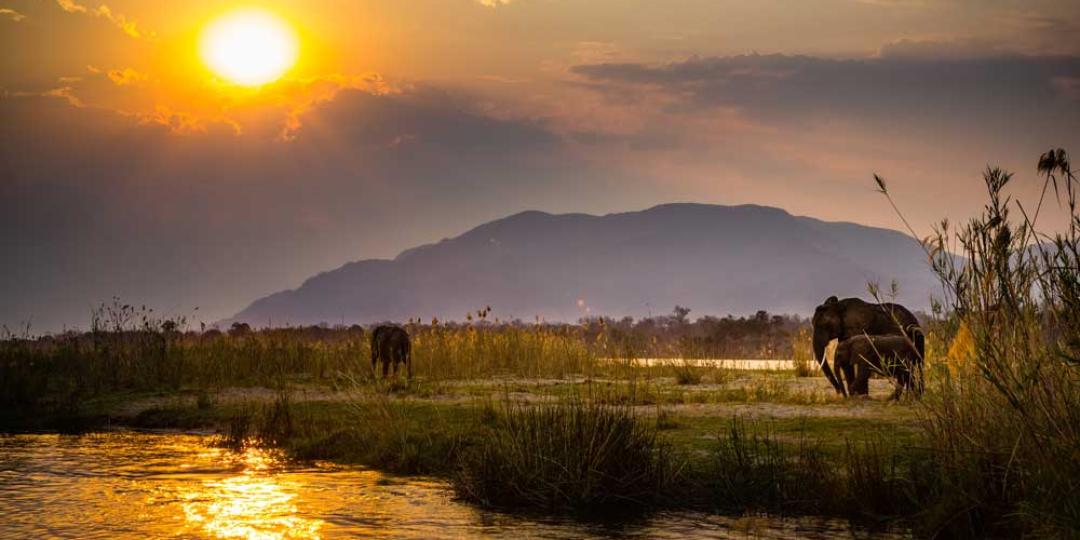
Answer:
top-left (55, 0), bottom-right (143, 38)
top-left (139, 105), bottom-right (239, 135)
top-left (0, 8), bottom-right (25, 21)
top-left (43, 87), bottom-right (84, 107)
top-left (107, 68), bottom-right (148, 86)
top-left (46, 64), bottom-right (399, 139)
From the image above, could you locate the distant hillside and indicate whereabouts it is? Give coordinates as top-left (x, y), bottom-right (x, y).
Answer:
top-left (227, 203), bottom-right (937, 326)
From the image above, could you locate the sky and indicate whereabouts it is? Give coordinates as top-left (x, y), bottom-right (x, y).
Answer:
top-left (2, 0), bottom-right (1079, 332)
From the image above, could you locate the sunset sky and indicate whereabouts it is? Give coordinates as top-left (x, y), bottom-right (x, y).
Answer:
top-left (2, 0), bottom-right (1079, 331)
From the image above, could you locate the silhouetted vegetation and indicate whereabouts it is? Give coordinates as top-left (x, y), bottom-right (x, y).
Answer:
top-left (877, 147), bottom-right (1080, 538)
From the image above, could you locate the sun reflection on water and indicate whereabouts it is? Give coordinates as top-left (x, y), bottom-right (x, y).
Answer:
top-left (181, 447), bottom-right (322, 540)
top-left (0, 434), bottom-right (897, 539)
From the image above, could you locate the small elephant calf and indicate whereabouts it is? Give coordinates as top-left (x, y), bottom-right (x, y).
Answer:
top-left (834, 334), bottom-right (923, 400)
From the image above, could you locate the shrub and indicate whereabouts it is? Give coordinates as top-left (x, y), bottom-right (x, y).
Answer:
top-left (672, 360), bottom-right (704, 385)
top-left (454, 398), bottom-right (680, 513)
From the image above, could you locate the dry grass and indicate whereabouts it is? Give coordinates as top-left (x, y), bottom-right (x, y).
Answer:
top-left (878, 150), bottom-right (1080, 538)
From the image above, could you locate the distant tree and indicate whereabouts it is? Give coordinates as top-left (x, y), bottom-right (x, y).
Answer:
top-left (228, 322), bottom-right (252, 337)
top-left (672, 305), bottom-right (692, 325)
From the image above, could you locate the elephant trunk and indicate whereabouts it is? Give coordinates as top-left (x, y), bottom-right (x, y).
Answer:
top-left (813, 331), bottom-right (845, 395)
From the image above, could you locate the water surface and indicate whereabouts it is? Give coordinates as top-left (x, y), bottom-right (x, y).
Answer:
top-left (0, 433), bottom-right (903, 539)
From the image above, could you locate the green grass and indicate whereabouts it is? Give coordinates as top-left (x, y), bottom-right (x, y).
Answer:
top-left (661, 413), bottom-right (919, 457)
top-left (454, 399), bottom-right (678, 513)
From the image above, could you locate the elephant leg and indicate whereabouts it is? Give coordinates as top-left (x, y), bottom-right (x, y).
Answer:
top-left (840, 363), bottom-right (856, 397)
top-left (896, 369), bottom-right (912, 400)
top-left (382, 359), bottom-right (390, 378)
top-left (890, 372), bottom-right (905, 400)
top-left (855, 363), bottom-right (871, 396)
top-left (835, 366), bottom-right (848, 397)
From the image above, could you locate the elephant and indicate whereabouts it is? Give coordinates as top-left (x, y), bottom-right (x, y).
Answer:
top-left (812, 296), bottom-right (924, 395)
top-left (833, 334), bottom-right (924, 399)
top-left (371, 325), bottom-right (412, 378)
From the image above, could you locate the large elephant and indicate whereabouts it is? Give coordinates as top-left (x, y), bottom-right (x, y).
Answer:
top-left (371, 325), bottom-right (412, 378)
top-left (834, 334), bottom-right (923, 400)
top-left (811, 296), bottom-right (924, 394)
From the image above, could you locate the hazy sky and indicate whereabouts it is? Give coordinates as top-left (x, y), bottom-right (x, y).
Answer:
top-left (2, 0), bottom-right (1079, 331)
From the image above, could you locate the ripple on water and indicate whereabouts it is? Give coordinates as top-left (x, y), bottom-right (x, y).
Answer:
top-left (0, 433), bottom-right (907, 539)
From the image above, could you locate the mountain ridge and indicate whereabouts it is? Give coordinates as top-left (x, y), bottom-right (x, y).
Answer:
top-left (227, 203), bottom-right (936, 326)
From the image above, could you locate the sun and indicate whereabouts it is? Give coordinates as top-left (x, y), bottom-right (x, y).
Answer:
top-left (199, 9), bottom-right (298, 87)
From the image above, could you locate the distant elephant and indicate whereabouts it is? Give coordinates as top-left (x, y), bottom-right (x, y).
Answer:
top-left (834, 334), bottom-right (923, 399)
top-left (371, 325), bottom-right (412, 378)
top-left (812, 296), bottom-right (924, 395)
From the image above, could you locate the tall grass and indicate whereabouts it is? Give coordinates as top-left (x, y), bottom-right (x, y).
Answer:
top-left (0, 320), bottom-right (603, 426)
top-left (790, 326), bottom-right (818, 377)
top-left (879, 149), bottom-right (1080, 537)
top-left (454, 398), bottom-right (679, 513)
top-left (409, 323), bottom-right (598, 380)
top-left (700, 419), bottom-right (926, 522)
top-left (0, 323), bottom-right (368, 423)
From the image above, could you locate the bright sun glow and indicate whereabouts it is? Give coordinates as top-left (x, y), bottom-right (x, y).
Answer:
top-left (200, 9), bottom-right (298, 87)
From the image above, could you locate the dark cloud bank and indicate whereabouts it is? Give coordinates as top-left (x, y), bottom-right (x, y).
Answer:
top-left (571, 51), bottom-right (1080, 128)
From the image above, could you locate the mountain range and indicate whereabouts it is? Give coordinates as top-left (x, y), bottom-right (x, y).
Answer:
top-left (228, 203), bottom-right (938, 326)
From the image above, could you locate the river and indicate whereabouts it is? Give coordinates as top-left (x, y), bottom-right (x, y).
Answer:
top-left (0, 433), bottom-right (905, 539)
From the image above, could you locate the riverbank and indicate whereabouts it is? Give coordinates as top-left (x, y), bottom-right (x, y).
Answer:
top-left (0, 370), bottom-right (928, 529)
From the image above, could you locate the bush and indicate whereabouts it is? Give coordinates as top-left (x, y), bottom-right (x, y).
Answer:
top-left (454, 399), bottom-right (680, 513)
top-left (672, 360), bottom-right (704, 385)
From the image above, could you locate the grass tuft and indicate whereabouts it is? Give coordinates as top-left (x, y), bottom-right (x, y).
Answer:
top-left (454, 398), bottom-right (680, 513)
